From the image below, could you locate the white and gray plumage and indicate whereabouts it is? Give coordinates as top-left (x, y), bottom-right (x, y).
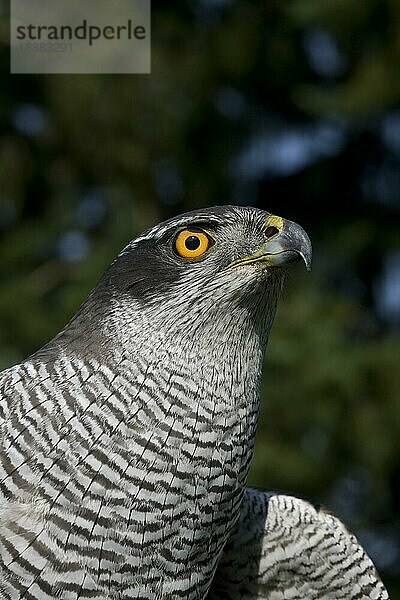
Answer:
top-left (210, 488), bottom-right (389, 599)
top-left (0, 206), bottom-right (387, 599)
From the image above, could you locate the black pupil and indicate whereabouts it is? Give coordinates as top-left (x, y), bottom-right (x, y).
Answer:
top-left (185, 235), bottom-right (201, 251)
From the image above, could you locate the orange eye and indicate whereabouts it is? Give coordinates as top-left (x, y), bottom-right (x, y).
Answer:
top-left (175, 229), bottom-right (211, 258)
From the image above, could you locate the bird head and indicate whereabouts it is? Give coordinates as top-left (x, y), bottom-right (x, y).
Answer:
top-left (88, 206), bottom-right (311, 352)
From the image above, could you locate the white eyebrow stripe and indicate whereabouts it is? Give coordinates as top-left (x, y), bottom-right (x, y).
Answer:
top-left (118, 213), bottom-right (228, 256)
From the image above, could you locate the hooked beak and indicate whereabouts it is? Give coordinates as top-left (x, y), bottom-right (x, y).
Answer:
top-left (226, 215), bottom-right (312, 272)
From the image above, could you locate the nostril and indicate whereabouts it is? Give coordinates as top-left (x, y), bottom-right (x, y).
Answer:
top-left (265, 226), bottom-right (279, 239)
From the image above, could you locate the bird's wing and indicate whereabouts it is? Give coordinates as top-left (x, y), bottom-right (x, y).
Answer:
top-left (208, 487), bottom-right (389, 600)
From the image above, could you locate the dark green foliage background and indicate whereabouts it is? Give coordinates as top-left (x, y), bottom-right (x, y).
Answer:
top-left (0, 0), bottom-right (399, 595)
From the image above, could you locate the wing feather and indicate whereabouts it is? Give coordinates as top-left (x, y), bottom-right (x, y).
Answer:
top-left (209, 487), bottom-right (389, 600)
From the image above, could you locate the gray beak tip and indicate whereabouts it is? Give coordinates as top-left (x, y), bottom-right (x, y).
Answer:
top-left (299, 251), bottom-right (312, 272)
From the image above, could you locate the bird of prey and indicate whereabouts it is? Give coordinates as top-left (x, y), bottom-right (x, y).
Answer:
top-left (0, 206), bottom-right (388, 599)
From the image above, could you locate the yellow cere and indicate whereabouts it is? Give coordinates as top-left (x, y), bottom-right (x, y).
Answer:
top-left (265, 214), bottom-right (284, 232)
top-left (175, 229), bottom-right (210, 258)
